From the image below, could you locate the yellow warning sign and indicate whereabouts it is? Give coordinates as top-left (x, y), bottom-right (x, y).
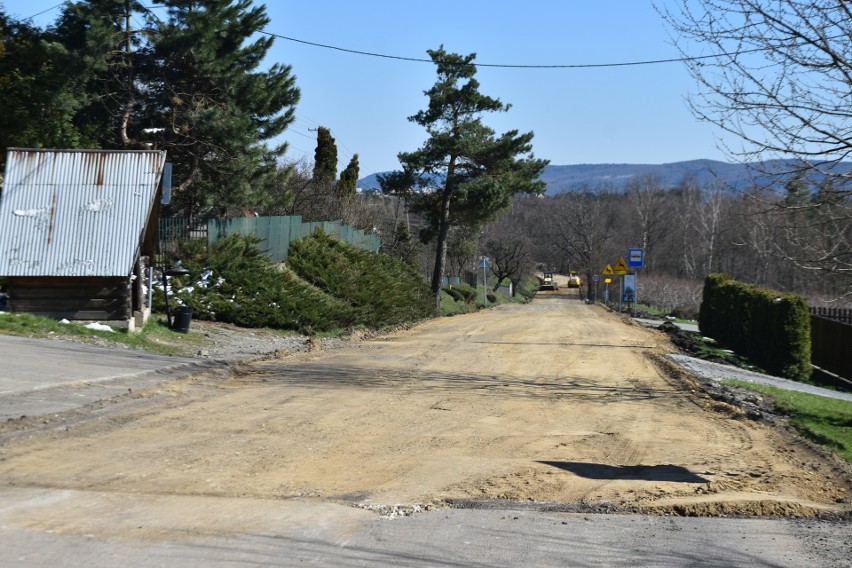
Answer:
top-left (614, 257), bottom-right (628, 274)
top-left (602, 264), bottom-right (614, 275)
top-left (604, 278), bottom-right (612, 284)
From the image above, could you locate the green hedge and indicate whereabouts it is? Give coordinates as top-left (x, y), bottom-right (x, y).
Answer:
top-left (288, 229), bottom-right (434, 328)
top-left (699, 274), bottom-right (811, 381)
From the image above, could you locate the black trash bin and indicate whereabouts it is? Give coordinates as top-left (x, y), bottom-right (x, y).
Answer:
top-left (172, 306), bottom-right (193, 333)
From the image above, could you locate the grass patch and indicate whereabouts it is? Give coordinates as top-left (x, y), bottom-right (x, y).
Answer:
top-left (690, 335), bottom-right (768, 373)
top-left (440, 290), bottom-right (473, 316)
top-left (635, 303), bottom-right (697, 325)
top-left (723, 379), bottom-right (852, 463)
top-left (0, 312), bottom-right (190, 355)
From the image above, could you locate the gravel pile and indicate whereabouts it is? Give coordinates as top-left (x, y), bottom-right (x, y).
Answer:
top-left (189, 320), bottom-right (312, 360)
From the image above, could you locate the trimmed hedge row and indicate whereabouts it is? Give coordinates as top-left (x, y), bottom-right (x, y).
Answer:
top-left (699, 274), bottom-right (811, 382)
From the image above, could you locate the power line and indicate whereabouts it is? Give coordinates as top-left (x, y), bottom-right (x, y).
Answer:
top-left (18, 4), bottom-right (763, 69)
top-left (259, 31), bottom-right (765, 69)
top-left (16, 2), bottom-right (64, 21)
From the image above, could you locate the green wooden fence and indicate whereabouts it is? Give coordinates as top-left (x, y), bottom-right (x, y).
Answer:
top-left (159, 215), bottom-right (381, 263)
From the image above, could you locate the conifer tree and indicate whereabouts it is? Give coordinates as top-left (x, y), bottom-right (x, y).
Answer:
top-left (0, 10), bottom-right (92, 166)
top-left (313, 126), bottom-right (338, 183)
top-left (380, 46), bottom-right (548, 310)
top-left (51, 0), bottom-right (147, 150)
top-left (338, 154), bottom-right (359, 198)
top-left (141, 0), bottom-right (299, 218)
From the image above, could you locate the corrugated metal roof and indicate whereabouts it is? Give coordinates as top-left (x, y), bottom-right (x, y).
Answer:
top-left (0, 148), bottom-right (166, 277)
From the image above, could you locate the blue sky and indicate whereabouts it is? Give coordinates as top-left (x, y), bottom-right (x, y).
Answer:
top-left (2, 1), bottom-right (735, 179)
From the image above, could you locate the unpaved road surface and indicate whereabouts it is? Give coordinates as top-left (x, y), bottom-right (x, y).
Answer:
top-left (0, 287), bottom-right (850, 564)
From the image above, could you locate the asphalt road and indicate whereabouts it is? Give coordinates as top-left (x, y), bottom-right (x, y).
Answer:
top-left (0, 492), bottom-right (848, 567)
top-left (0, 333), bottom-right (849, 567)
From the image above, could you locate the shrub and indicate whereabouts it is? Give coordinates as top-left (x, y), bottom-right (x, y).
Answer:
top-left (443, 287), bottom-right (465, 302)
top-left (440, 290), bottom-right (472, 316)
top-left (288, 229), bottom-right (434, 328)
top-left (516, 278), bottom-right (539, 301)
top-left (638, 274), bottom-right (703, 319)
top-left (445, 283), bottom-right (477, 303)
top-left (699, 274), bottom-right (811, 382)
top-left (157, 234), bottom-right (353, 332)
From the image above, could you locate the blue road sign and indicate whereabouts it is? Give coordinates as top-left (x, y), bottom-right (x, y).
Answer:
top-left (628, 248), bottom-right (644, 267)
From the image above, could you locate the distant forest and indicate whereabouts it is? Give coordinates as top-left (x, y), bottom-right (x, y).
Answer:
top-left (359, 159), bottom-right (852, 195)
top-left (368, 162), bottom-right (850, 313)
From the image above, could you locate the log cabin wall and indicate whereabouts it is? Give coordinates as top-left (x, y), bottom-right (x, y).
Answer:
top-left (6, 276), bottom-right (131, 322)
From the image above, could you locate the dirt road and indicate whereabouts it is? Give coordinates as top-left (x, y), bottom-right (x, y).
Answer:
top-left (0, 287), bottom-right (849, 537)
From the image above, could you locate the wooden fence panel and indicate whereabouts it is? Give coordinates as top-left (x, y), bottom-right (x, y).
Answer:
top-left (809, 307), bottom-right (852, 324)
top-left (811, 315), bottom-right (852, 380)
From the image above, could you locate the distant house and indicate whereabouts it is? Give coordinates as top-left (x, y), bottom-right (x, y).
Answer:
top-left (0, 148), bottom-right (168, 330)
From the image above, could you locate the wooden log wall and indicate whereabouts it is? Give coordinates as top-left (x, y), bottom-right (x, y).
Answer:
top-left (6, 276), bottom-right (131, 321)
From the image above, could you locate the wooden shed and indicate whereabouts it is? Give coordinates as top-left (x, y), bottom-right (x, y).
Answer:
top-left (0, 148), bottom-right (168, 330)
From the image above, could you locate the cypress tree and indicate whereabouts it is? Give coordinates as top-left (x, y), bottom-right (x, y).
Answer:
top-left (338, 154), bottom-right (359, 198)
top-left (313, 126), bottom-right (338, 183)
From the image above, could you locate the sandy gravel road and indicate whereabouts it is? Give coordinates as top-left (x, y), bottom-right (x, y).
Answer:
top-left (1, 286), bottom-right (849, 526)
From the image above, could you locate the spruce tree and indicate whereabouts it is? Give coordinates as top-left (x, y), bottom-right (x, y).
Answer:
top-left (0, 10), bottom-right (92, 166)
top-left (142, 0), bottom-right (300, 219)
top-left (380, 46), bottom-right (548, 310)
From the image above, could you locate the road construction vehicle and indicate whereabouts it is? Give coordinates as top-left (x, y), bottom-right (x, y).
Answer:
top-left (540, 272), bottom-right (558, 290)
top-left (568, 273), bottom-right (581, 288)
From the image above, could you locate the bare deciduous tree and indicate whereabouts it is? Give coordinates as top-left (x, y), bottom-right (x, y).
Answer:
top-left (659, 0), bottom-right (852, 287)
top-left (549, 189), bottom-right (617, 298)
top-left (659, 0), bottom-right (852, 173)
top-left (627, 175), bottom-right (669, 272)
top-left (483, 213), bottom-right (535, 294)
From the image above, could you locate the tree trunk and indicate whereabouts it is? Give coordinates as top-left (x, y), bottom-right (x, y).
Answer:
top-left (119, 0), bottom-right (135, 148)
top-left (431, 191), bottom-right (452, 313)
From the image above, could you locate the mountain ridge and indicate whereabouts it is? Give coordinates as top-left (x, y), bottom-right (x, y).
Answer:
top-left (358, 159), bottom-right (852, 194)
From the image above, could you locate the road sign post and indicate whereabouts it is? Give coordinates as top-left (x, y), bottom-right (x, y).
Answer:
top-left (477, 256), bottom-right (491, 305)
top-left (602, 265), bottom-right (614, 305)
top-left (623, 273), bottom-right (636, 310)
top-left (628, 248), bottom-right (644, 268)
top-left (626, 249), bottom-right (643, 311)
top-left (592, 273), bottom-right (599, 303)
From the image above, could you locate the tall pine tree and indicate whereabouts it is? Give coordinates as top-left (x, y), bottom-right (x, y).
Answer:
top-left (381, 47), bottom-right (548, 310)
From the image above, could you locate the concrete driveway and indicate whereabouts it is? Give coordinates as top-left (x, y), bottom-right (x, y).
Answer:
top-left (0, 334), bottom-right (208, 421)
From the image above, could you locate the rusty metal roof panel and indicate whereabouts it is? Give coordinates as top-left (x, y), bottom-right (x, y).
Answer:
top-left (0, 148), bottom-right (167, 277)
